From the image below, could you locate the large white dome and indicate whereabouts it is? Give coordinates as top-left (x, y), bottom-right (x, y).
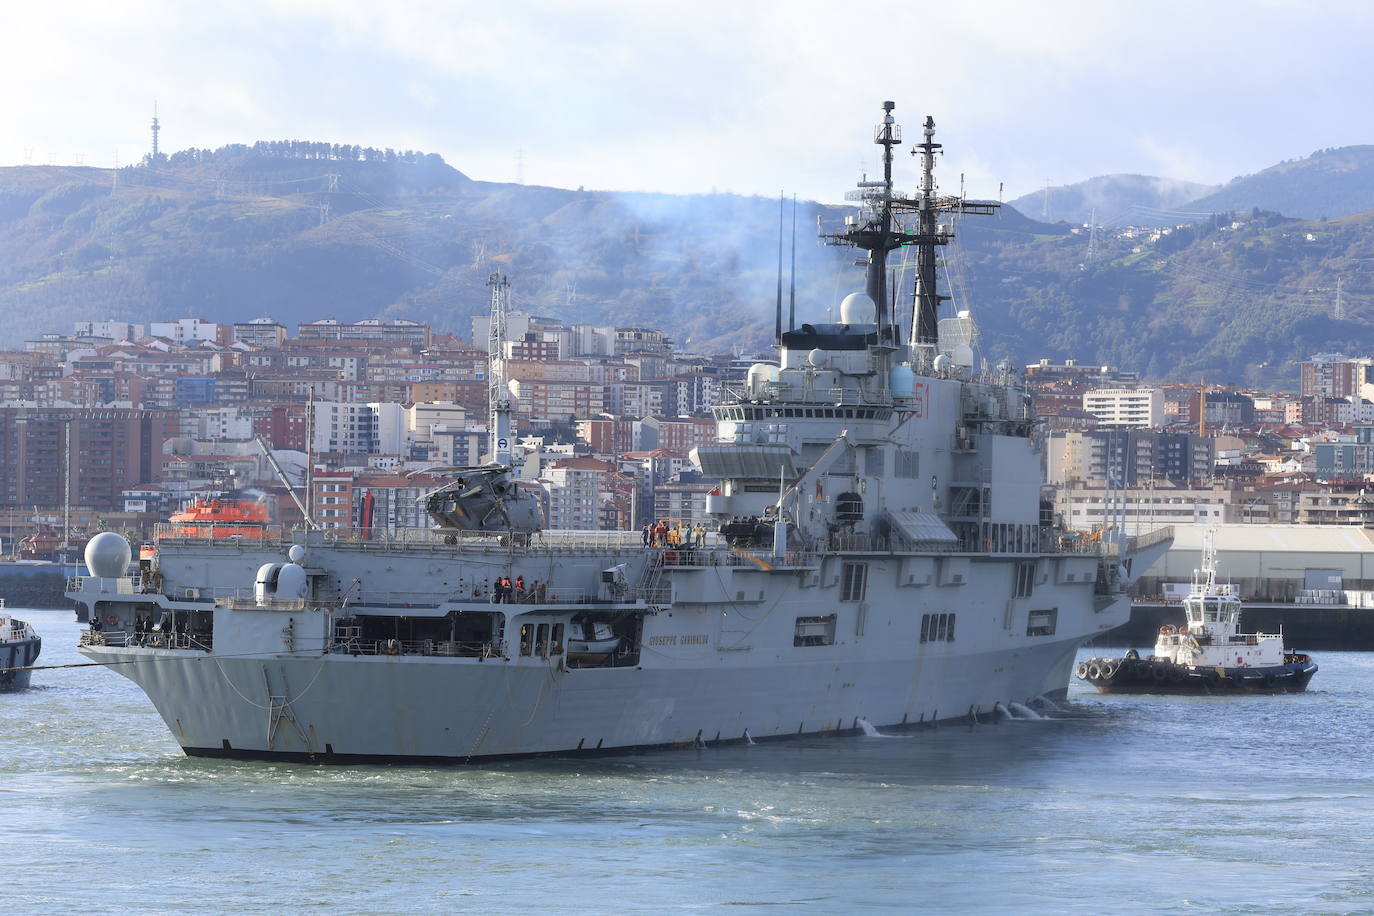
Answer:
top-left (839, 292), bottom-right (877, 325)
top-left (84, 532), bottom-right (132, 578)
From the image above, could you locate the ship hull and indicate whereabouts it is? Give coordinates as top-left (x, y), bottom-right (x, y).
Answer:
top-left (81, 628), bottom-right (1094, 762)
top-left (0, 636), bottom-right (40, 690)
top-left (1078, 656), bottom-right (1316, 695)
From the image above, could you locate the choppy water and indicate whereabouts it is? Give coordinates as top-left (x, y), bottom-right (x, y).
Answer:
top-left (5, 608), bottom-right (1374, 914)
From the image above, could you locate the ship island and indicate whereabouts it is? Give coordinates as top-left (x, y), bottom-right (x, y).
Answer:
top-left (66, 102), bottom-right (1172, 762)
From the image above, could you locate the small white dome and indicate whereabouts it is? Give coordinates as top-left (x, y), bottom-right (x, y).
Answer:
top-left (276, 564), bottom-right (308, 599)
top-left (288, 545), bottom-right (306, 564)
top-left (839, 292), bottom-right (877, 325)
top-left (808, 348), bottom-right (829, 368)
top-left (84, 532), bottom-right (131, 578)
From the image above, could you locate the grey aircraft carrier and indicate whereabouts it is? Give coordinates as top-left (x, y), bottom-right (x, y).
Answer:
top-left (68, 102), bottom-right (1171, 762)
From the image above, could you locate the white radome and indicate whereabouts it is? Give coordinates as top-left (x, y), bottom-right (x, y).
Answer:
top-left (839, 292), bottom-right (877, 325)
top-left (84, 532), bottom-right (132, 578)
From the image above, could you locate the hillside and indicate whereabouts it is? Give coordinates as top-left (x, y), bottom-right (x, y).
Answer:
top-left (1008, 174), bottom-right (1218, 227)
top-left (0, 143), bottom-right (1371, 386)
top-left (1185, 146), bottom-right (1374, 220)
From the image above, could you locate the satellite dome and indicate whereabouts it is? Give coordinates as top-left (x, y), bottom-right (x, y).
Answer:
top-left (84, 532), bottom-right (132, 578)
top-left (839, 292), bottom-right (877, 325)
top-left (808, 348), bottom-right (829, 368)
top-left (288, 545), bottom-right (306, 564)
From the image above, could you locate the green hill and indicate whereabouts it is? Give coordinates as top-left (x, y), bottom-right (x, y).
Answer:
top-left (0, 142), bottom-right (1369, 388)
top-left (1184, 146), bottom-right (1374, 220)
top-left (1008, 174), bottom-right (1218, 227)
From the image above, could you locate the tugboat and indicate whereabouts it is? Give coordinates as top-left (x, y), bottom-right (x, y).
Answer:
top-left (1079, 534), bottom-right (1316, 694)
top-left (0, 601), bottom-right (41, 690)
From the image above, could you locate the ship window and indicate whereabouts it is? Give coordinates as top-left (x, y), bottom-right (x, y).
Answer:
top-left (1014, 561), bottom-right (1036, 598)
top-left (536, 623), bottom-right (550, 658)
top-left (793, 614), bottom-right (836, 647)
top-left (520, 624), bottom-right (534, 657)
top-left (1027, 608), bottom-right (1057, 637)
top-left (841, 562), bottom-right (868, 601)
top-left (920, 613), bottom-right (955, 643)
top-left (551, 623), bottom-right (564, 655)
top-left (895, 450), bottom-right (919, 478)
top-left (864, 449), bottom-right (885, 476)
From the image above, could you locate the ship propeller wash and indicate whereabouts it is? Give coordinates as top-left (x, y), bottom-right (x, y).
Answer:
top-left (68, 102), bottom-right (1172, 762)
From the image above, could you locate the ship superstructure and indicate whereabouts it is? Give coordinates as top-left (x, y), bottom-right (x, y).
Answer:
top-left (69, 103), bottom-right (1172, 762)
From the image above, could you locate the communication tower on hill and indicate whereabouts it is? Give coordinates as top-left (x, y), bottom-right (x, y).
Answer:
top-left (150, 103), bottom-right (162, 169)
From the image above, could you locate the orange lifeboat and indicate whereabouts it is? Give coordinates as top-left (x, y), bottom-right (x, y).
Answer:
top-left (166, 498), bottom-right (270, 539)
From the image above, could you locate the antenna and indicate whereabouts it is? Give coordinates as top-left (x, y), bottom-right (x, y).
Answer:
top-left (487, 273), bottom-right (515, 464)
top-left (1336, 276), bottom-right (1345, 320)
top-left (775, 191), bottom-right (784, 342)
top-left (1086, 208), bottom-right (1097, 263)
top-left (1042, 178), bottom-right (1050, 219)
top-left (819, 102), bottom-right (998, 351)
top-left (788, 193), bottom-right (797, 332)
top-left (1199, 378), bottom-right (1207, 438)
top-left (150, 102), bottom-right (161, 170)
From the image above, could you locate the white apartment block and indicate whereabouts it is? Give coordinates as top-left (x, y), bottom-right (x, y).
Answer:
top-left (1082, 388), bottom-right (1164, 428)
top-left (150, 318), bottom-right (224, 345)
top-left (312, 402), bottom-right (405, 454)
top-left (541, 462), bottom-right (606, 530)
top-left (75, 320), bottom-right (143, 341)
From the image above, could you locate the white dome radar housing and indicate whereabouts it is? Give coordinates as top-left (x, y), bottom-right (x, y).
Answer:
top-left (839, 292), bottom-right (877, 325)
top-left (84, 532), bottom-right (132, 578)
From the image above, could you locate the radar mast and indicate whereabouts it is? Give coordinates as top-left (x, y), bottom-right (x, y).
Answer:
top-left (821, 103), bottom-right (999, 352)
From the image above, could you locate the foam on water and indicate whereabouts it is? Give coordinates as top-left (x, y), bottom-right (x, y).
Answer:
top-left (1007, 701), bottom-right (1044, 720)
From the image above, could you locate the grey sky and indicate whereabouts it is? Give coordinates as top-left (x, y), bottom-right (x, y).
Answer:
top-left (4, 0), bottom-right (1372, 204)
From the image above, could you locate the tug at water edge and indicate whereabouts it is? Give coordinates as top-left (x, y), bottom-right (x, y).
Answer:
top-left (67, 102), bottom-right (1171, 763)
top-left (1079, 534), bottom-right (1316, 694)
top-left (0, 603), bottom-right (41, 690)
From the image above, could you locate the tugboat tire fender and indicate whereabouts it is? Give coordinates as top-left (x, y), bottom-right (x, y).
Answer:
top-left (1167, 666), bottom-right (1187, 683)
top-left (1087, 664), bottom-right (1102, 680)
top-left (1076, 662), bottom-right (1089, 679)
top-left (1263, 674), bottom-right (1277, 689)
top-left (1152, 665), bottom-right (1169, 682)
top-left (1101, 661), bottom-right (1118, 679)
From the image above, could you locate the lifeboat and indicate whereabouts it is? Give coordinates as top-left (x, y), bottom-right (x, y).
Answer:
top-left (166, 498), bottom-right (271, 539)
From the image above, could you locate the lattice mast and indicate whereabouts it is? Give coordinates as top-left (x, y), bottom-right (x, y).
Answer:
top-left (486, 272), bottom-right (514, 464)
top-left (821, 102), bottom-right (999, 351)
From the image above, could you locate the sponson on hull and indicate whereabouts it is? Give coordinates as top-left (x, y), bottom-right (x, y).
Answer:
top-left (69, 102), bottom-right (1172, 763)
top-left (1079, 534), bottom-right (1316, 694)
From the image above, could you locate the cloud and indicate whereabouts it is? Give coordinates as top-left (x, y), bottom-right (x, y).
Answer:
top-left (5, 1), bottom-right (1374, 201)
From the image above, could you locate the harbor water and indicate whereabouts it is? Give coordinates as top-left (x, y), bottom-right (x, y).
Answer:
top-left (4, 607), bottom-right (1372, 914)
